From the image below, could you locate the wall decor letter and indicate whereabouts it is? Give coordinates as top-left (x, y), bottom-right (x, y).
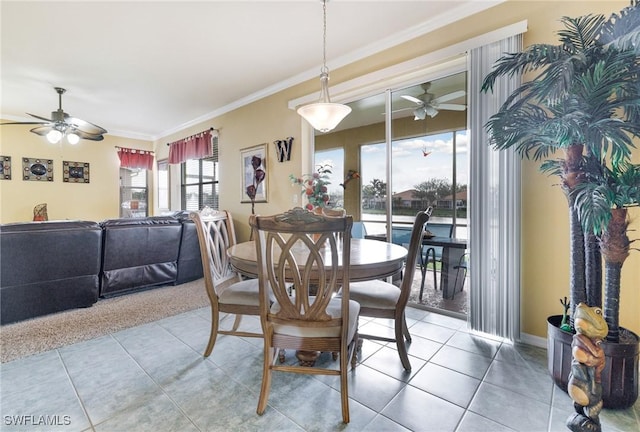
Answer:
top-left (274, 136), bottom-right (293, 162)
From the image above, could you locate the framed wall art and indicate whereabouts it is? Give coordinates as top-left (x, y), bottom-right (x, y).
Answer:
top-left (0, 156), bottom-right (11, 180)
top-left (22, 157), bottom-right (53, 182)
top-left (240, 143), bottom-right (267, 203)
top-left (63, 161), bottom-right (90, 183)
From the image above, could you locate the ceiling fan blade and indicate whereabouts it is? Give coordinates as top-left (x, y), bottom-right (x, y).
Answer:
top-left (72, 129), bottom-right (105, 141)
top-left (1, 121), bottom-right (49, 126)
top-left (434, 90), bottom-right (466, 104)
top-left (437, 103), bottom-right (467, 111)
top-left (401, 95), bottom-right (424, 105)
top-left (389, 107), bottom-right (414, 114)
top-left (30, 126), bottom-right (54, 136)
top-left (66, 117), bottom-right (107, 135)
top-left (26, 113), bottom-right (54, 122)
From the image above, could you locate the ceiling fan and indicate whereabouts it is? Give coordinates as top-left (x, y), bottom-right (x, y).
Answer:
top-left (1, 87), bottom-right (107, 144)
top-left (400, 82), bottom-right (466, 120)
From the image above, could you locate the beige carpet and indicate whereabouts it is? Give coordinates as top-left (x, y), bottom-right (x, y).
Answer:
top-left (0, 279), bottom-right (209, 364)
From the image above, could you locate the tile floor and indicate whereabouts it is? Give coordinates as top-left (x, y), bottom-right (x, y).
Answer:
top-left (1, 307), bottom-right (638, 432)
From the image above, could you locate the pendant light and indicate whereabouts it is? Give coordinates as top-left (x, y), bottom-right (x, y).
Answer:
top-left (297, 0), bottom-right (351, 133)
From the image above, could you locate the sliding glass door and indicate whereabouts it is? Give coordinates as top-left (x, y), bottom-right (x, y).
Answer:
top-left (315, 71), bottom-right (469, 316)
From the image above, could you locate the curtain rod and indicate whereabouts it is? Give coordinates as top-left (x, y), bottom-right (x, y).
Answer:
top-left (166, 127), bottom-right (217, 146)
top-left (115, 146), bottom-right (154, 154)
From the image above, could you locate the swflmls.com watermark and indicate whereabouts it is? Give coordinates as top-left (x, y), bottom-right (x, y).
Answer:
top-left (4, 415), bottom-right (71, 426)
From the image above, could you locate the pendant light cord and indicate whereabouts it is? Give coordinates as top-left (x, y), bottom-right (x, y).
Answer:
top-left (321, 0), bottom-right (328, 74)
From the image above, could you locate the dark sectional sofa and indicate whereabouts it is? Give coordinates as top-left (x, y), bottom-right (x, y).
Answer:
top-left (0, 214), bottom-right (203, 325)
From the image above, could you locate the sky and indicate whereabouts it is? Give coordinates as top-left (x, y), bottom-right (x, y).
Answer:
top-left (316, 130), bottom-right (468, 197)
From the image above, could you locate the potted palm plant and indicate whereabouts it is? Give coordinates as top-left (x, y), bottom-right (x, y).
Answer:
top-left (481, 0), bottom-right (640, 408)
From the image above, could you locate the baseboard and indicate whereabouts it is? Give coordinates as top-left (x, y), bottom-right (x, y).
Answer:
top-left (520, 331), bottom-right (547, 349)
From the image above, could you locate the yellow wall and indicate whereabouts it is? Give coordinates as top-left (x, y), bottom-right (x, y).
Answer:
top-left (180, 0), bottom-right (636, 339)
top-left (0, 124), bottom-right (152, 222)
top-left (2, 1), bottom-right (636, 339)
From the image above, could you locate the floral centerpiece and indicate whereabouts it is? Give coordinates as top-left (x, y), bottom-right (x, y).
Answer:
top-left (289, 164), bottom-right (332, 211)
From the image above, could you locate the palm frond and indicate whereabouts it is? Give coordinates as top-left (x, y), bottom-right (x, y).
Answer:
top-left (573, 181), bottom-right (615, 234)
top-left (540, 159), bottom-right (566, 177)
top-left (480, 45), bottom-right (568, 92)
top-left (599, 0), bottom-right (640, 53)
top-left (574, 161), bottom-right (640, 234)
top-left (485, 103), bottom-right (562, 160)
top-left (558, 14), bottom-right (606, 53)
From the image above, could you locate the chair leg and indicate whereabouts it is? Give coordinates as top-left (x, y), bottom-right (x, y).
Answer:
top-left (452, 266), bottom-right (468, 300)
top-left (230, 314), bottom-right (243, 332)
top-left (402, 314), bottom-right (411, 343)
top-left (340, 346), bottom-right (350, 423)
top-left (257, 345), bottom-right (274, 416)
top-left (419, 249), bottom-right (427, 301)
top-left (351, 334), bottom-right (358, 369)
top-left (203, 306), bottom-right (220, 357)
top-left (432, 263), bottom-right (438, 291)
top-left (395, 318), bottom-right (411, 371)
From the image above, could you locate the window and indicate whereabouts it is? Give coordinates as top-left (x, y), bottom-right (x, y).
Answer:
top-left (181, 157), bottom-right (219, 211)
top-left (120, 168), bottom-right (148, 218)
top-left (157, 159), bottom-right (169, 211)
top-left (359, 142), bottom-right (387, 219)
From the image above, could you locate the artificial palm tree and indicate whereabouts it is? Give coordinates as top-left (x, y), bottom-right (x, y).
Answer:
top-left (574, 161), bottom-right (640, 342)
top-left (480, 1), bottom-right (640, 336)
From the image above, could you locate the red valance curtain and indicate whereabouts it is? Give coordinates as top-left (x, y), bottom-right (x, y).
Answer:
top-left (117, 147), bottom-right (154, 170)
top-left (168, 129), bottom-right (213, 164)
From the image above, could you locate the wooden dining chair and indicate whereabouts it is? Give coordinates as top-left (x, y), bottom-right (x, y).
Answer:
top-left (250, 207), bottom-right (359, 424)
top-left (190, 209), bottom-right (264, 357)
top-left (348, 209), bottom-right (430, 371)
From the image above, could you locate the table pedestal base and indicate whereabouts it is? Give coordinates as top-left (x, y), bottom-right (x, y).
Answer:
top-left (296, 350), bottom-right (319, 366)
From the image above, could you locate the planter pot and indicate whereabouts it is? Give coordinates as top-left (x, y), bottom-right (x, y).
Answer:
top-left (547, 315), bottom-right (639, 409)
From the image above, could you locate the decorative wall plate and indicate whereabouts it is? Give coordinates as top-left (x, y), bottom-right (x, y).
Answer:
top-left (22, 157), bottom-right (53, 182)
top-left (63, 161), bottom-right (90, 183)
top-left (0, 156), bottom-right (11, 180)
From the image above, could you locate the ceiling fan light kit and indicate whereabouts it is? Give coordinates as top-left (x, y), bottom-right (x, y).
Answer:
top-left (296, 0), bottom-right (351, 133)
top-left (1, 87), bottom-right (107, 144)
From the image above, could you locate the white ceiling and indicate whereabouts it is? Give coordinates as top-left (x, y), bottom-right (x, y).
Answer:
top-left (0, 1), bottom-right (500, 141)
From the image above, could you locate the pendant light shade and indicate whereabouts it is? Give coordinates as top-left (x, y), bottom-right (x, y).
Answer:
top-left (66, 132), bottom-right (80, 145)
top-left (297, 70), bottom-right (351, 133)
top-left (46, 129), bottom-right (62, 144)
top-left (297, 0), bottom-right (350, 133)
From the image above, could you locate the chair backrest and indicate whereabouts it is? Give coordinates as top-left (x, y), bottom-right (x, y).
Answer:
top-left (250, 208), bottom-right (353, 334)
top-left (351, 221), bottom-right (367, 239)
top-left (190, 209), bottom-right (240, 295)
top-left (424, 222), bottom-right (454, 260)
top-left (427, 222), bottom-right (454, 238)
top-left (398, 210), bottom-right (432, 305)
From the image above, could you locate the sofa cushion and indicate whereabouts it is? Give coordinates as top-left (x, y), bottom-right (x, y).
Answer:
top-left (0, 221), bottom-right (102, 324)
top-left (99, 217), bottom-right (182, 296)
top-left (173, 212), bottom-right (204, 285)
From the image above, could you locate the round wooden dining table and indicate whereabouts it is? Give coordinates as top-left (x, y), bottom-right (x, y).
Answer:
top-left (227, 238), bottom-right (408, 282)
